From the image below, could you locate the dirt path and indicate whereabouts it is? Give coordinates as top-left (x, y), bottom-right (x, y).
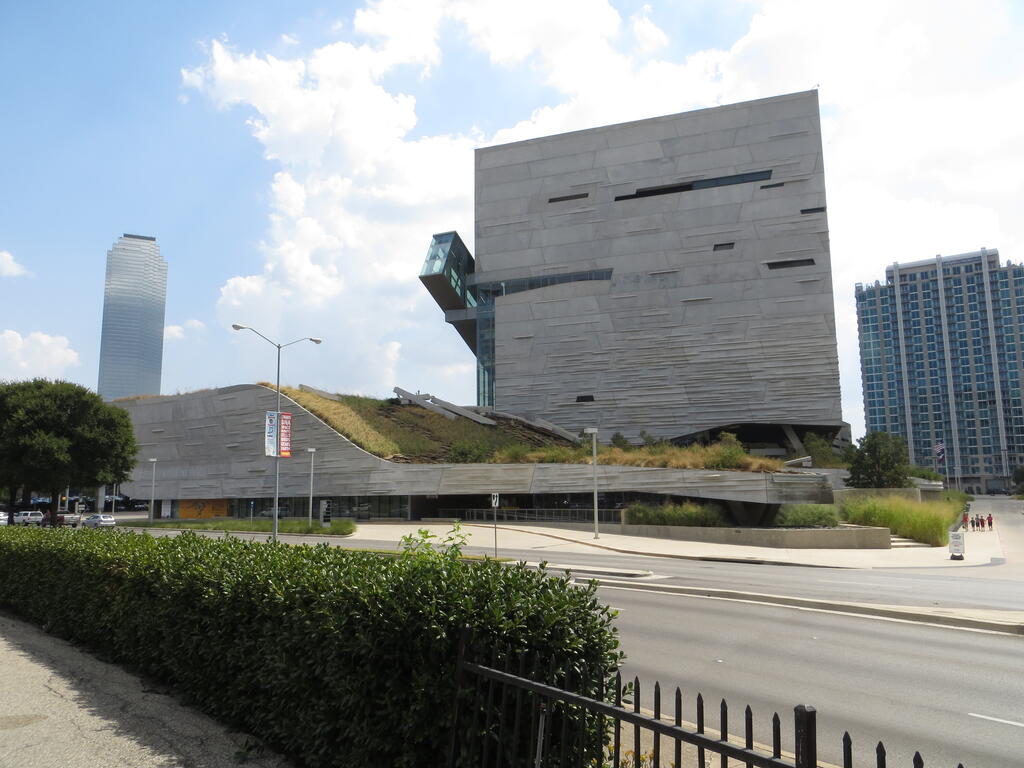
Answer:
top-left (0, 612), bottom-right (291, 768)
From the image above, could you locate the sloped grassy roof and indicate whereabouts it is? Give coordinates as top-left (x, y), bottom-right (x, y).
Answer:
top-left (278, 386), bottom-right (570, 463)
top-left (278, 385), bottom-right (783, 471)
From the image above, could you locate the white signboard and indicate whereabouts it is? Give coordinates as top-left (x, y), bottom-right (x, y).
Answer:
top-left (265, 411), bottom-right (278, 457)
top-left (949, 530), bottom-right (965, 559)
top-left (491, 493), bottom-right (499, 508)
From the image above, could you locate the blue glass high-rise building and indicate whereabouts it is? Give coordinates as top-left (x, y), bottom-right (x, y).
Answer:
top-left (97, 234), bottom-right (167, 400)
top-left (855, 248), bottom-right (1023, 493)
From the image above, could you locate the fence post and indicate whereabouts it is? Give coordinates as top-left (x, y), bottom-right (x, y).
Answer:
top-left (794, 705), bottom-right (817, 768)
top-left (446, 626), bottom-right (471, 768)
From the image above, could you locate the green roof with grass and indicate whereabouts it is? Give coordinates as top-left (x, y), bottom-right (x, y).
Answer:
top-left (275, 385), bottom-right (784, 471)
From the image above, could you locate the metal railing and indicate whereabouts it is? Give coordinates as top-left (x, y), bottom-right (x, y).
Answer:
top-left (448, 630), bottom-right (966, 768)
top-left (442, 507), bottom-right (623, 524)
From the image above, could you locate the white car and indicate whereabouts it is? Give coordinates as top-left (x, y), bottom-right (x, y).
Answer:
top-left (83, 514), bottom-right (117, 529)
top-left (13, 510), bottom-right (44, 526)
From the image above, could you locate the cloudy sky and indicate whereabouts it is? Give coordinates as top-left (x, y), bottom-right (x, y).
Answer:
top-left (2, 0), bottom-right (1022, 438)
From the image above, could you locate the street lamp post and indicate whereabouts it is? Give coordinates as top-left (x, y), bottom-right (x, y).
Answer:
top-left (307, 447), bottom-right (316, 530)
top-left (583, 427), bottom-right (599, 539)
top-left (148, 458), bottom-right (158, 520)
top-left (232, 324), bottom-right (322, 542)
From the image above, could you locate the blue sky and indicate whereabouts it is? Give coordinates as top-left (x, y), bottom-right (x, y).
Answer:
top-left (2, 0), bottom-right (1022, 439)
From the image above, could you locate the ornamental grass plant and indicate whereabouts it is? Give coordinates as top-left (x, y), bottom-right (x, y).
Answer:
top-left (839, 495), bottom-right (963, 546)
top-left (492, 433), bottom-right (783, 472)
top-left (0, 526), bottom-right (620, 767)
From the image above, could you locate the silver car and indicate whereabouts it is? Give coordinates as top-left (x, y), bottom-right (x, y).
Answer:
top-left (83, 514), bottom-right (117, 529)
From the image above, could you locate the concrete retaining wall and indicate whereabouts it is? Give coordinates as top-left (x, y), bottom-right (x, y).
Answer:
top-left (511, 521), bottom-right (892, 549)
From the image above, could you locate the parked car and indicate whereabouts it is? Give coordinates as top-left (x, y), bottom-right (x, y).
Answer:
top-left (83, 514), bottom-right (117, 529)
top-left (14, 510), bottom-right (45, 526)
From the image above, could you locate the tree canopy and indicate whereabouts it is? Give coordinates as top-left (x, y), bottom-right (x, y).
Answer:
top-left (844, 430), bottom-right (911, 489)
top-left (0, 379), bottom-right (138, 508)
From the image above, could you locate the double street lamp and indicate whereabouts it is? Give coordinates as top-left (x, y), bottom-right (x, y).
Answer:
top-left (232, 324), bottom-right (322, 542)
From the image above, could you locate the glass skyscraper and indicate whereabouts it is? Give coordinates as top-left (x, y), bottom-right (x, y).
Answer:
top-left (855, 248), bottom-right (1024, 493)
top-left (97, 234), bottom-right (167, 400)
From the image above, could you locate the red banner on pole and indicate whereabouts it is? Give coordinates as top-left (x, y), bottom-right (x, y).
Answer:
top-left (279, 412), bottom-right (292, 458)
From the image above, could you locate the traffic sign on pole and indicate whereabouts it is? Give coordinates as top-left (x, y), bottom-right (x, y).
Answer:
top-left (491, 493), bottom-right (499, 557)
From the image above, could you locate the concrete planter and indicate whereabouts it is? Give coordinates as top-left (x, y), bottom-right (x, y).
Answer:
top-left (526, 521), bottom-right (892, 549)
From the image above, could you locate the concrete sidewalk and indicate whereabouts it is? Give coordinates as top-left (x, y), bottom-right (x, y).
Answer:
top-left (0, 613), bottom-right (290, 768)
top-left (347, 517), bottom-right (1007, 569)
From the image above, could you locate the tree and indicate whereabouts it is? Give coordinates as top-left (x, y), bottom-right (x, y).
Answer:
top-left (0, 379), bottom-right (138, 520)
top-left (844, 431), bottom-right (911, 488)
top-left (801, 431), bottom-right (846, 468)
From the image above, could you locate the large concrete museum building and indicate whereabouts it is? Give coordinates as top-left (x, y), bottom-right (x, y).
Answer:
top-left (117, 384), bottom-right (830, 522)
top-left (422, 90), bottom-right (845, 452)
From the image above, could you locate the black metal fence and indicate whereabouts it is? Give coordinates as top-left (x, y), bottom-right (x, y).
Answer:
top-left (448, 631), bottom-right (966, 768)
top-left (444, 507), bottom-right (623, 524)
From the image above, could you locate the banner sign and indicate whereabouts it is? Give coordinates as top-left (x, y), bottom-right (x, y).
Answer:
top-left (265, 411), bottom-right (278, 457)
top-left (280, 412), bottom-right (292, 458)
top-left (264, 411), bottom-right (293, 457)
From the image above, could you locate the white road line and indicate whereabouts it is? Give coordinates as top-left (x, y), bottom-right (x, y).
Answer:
top-left (967, 712), bottom-right (1024, 728)
top-left (593, 584), bottom-right (1019, 636)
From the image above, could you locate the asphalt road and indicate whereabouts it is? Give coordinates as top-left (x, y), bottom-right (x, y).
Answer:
top-left (122, 499), bottom-right (1024, 766)
top-left (606, 586), bottom-right (1024, 768)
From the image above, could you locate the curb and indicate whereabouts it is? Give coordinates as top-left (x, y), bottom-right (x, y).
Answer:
top-left (464, 523), bottom-right (843, 568)
top-left (591, 578), bottom-right (1024, 635)
top-left (523, 561), bottom-right (654, 578)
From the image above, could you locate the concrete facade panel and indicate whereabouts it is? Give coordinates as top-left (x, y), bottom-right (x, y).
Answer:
top-left (447, 91), bottom-right (844, 444)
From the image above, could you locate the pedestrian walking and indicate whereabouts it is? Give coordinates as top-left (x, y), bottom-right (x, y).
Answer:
top-left (963, 510), bottom-right (969, 530)
top-left (987, 513), bottom-right (993, 531)
top-left (970, 517), bottom-right (976, 531)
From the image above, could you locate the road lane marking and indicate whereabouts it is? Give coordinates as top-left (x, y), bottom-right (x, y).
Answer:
top-left (968, 712), bottom-right (1024, 728)
top-left (594, 584), bottom-right (1021, 636)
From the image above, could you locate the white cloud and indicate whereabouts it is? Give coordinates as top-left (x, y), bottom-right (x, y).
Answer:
top-left (182, 0), bottom-right (1024, 423)
top-left (165, 319), bottom-right (207, 341)
top-left (631, 5), bottom-right (668, 53)
top-left (0, 250), bottom-right (29, 277)
top-left (0, 330), bottom-right (79, 379)
top-left (280, 34), bottom-right (299, 46)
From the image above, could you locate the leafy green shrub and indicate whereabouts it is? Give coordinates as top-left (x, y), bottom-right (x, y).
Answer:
top-left (703, 432), bottom-right (747, 469)
top-left (622, 501), bottom-right (728, 527)
top-left (775, 504), bottom-right (838, 527)
top-left (801, 432), bottom-right (847, 468)
top-left (609, 432), bottom-right (631, 449)
top-left (907, 465), bottom-right (945, 481)
top-left (0, 527), bottom-right (620, 767)
top-left (839, 495), bottom-right (961, 546)
top-left (447, 440), bottom-right (494, 463)
top-left (941, 489), bottom-right (971, 504)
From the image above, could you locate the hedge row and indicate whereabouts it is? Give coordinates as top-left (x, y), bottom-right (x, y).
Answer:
top-left (622, 501), bottom-right (728, 527)
top-left (774, 504), bottom-right (839, 528)
top-left (0, 527), bottom-right (620, 767)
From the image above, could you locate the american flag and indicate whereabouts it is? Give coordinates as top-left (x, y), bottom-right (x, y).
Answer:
top-left (934, 439), bottom-right (945, 462)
